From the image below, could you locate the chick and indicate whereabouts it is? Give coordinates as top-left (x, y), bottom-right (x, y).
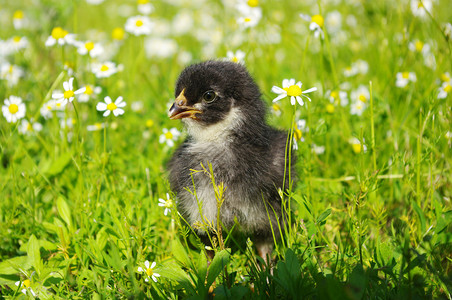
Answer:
top-left (168, 60), bottom-right (295, 261)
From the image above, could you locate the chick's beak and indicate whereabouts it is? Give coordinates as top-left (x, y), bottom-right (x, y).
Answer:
top-left (168, 89), bottom-right (202, 120)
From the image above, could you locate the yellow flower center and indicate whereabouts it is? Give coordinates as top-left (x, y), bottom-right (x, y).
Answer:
top-left (444, 84), bottom-right (452, 93)
top-left (101, 65), bottom-right (109, 72)
top-left (13, 36), bottom-right (21, 43)
top-left (107, 103), bottom-right (117, 111)
top-left (8, 66), bottom-right (13, 73)
top-left (13, 10), bottom-right (24, 19)
top-left (146, 268), bottom-right (154, 276)
top-left (112, 27), bottom-right (125, 40)
top-left (440, 73), bottom-right (450, 82)
top-left (46, 105), bottom-right (52, 110)
top-left (9, 104), bottom-right (19, 114)
top-left (85, 42), bottom-right (94, 51)
top-left (137, 0), bottom-right (149, 3)
top-left (352, 143), bottom-right (362, 154)
top-left (85, 85), bottom-right (93, 95)
top-left (358, 94), bottom-right (367, 102)
top-left (51, 27), bottom-right (68, 40)
top-left (64, 90), bottom-right (74, 99)
top-left (415, 40), bottom-right (423, 52)
top-left (165, 131), bottom-right (173, 139)
top-left (294, 128), bottom-right (302, 141)
top-left (417, 1), bottom-right (423, 8)
top-left (402, 72), bottom-right (410, 79)
top-left (23, 279), bottom-right (31, 288)
top-left (244, 17), bottom-right (252, 22)
top-left (311, 14), bottom-right (324, 27)
top-left (56, 103), bottom-right (62, 108)
top-left (146, 119), bottom-right (154, 127)
top-left (326, 104), bottom-right (335, 113)
top-left (247, 0), bottom-right (259, 7)
top-left (272, 103), bottom-right (280, 111)
top-left (136, 20), bottom-right (144, 27)
top-left (27, 123), bottom-right (33, 131)
top-left (231, 56), bottom-right (239, 63)
top-left (284, 85), bottom-right (302, 97)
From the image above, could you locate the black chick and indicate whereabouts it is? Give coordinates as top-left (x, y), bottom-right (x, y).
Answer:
top-left (168, 60), bottom-right (295, 262)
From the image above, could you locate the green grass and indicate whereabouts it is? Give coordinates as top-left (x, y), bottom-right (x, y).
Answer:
top-left (1, 0), bottom-right (451, 298)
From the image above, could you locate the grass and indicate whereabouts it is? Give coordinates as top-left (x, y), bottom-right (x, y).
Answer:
top-left (0, 0), bottom-right (451, 298)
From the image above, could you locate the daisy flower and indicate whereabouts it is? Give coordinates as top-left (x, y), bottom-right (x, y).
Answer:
top-left (125, 15), bottom-right (153, 36)
top-left (236, 9), bottom-right (262, 28)
top-left (40, 99), bottom-right (66, 119)
top-left (5, 36), bottom-right (28, 53)
top-left (350, 137), bottom-right (367, 154)
top-left (15, 279), bottom-right (36, 297)
top-left (78, 84), bottom-right (102, 103)
top-left (271, 103), bottom-right (282, 116)
top-left (159, 128), bottom-right (181, 147)
top-left (226, 50), bottom-right (246, 63)
top-left (437, 80), bottom-right (451, 99)
top-left (326, 89), bottom-right (349, 106)
top-left (137, 0), bottom-right (154, 14)
top-left (158, 193), bottom-right (173, 216)
top-left (351, 85), bottom-right (370, 104)
top-left (0, 62), bottom-right (24, 87)
top-left (19, 119), bottom-right (43, 135)
top-left (96, 96), bottom-right (126, 117)
top-left (13, 10), bottom-right (28, 29)
top-left (45, 27), bottom-right (76, 47)
top-left (395, 72), bottom-right (417, 88)
top-left (271, 78), bottom-right (317, 106)
top-left (2, 96), bottom-right (26, 123)
top-left (52, 77), bottom-right (86, 105)
top-left (87, 122), bottom-right (105, 131)
top-left (137, 260), bottom-right (160, 283)
top-left (91, 61), bottom-right (119, 78)
top-left (300, 14), bottom-right (324, 38)
top-left (410, 0), bottom-right (433, 18)
top-left (236, 0), bottom-right (261, 15)
top-left (76, 41), bottom-right (104, 58)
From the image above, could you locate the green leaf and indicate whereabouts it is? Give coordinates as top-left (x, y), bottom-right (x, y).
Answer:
top-left (196, 251), bottom-right (208, 283)
top-left (27, 234), bottom-right (43, 275)
top-left (206, 249), bottom-right (230, 288)
top-left (347, 264), bottom-right (367, 300)
top-left (0, 256), bottom-right (31, 275)
top-left (275, 248), bottom-right (301, 296)
top-left (411, 200), bottom-right (426, 233)
top-left (171, 238), bottom-right (191, 268)
top-left (317, 208), bottom-right (332, 224)
top-left (158, 261), bottom-right (195, 293)
top-left (43, 152), bottom-right (73, 177)
top-left (57, 197), bottom-right (72, 229)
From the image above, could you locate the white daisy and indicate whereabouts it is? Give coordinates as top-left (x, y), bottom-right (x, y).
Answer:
top-left (410, 0), bottom-right (433, 18)
top-left (137, 0), bottom-right (154, 14)
top-left (125, 15), bottom-right (153, 36)
top-left (40, 99), bottom-right (66, 119)
top-left (159, 128), bottom-right (181, 147)
top-left (76, 41), bottom-right (104, 58)
top-left (19, 119), bottom-right (43, 135)
top-left (45, 27), bottom-right (76, 47)
top-left (395, 72), bottom-right (417, 88)
top-left (137, 260), bottom-right (160, 283)
top-left (91, 61), bottom-right (119, 78)
top-left (350, 137), bottom-right (367, 154)
top-left (87, 122), bottom-right (105, 131)
top-left (52, 77), bottom-right (86, 105)
top-left (226, 50), bottom-right (246, 63)
top-left (2, 96), bottom-right (26, 123)
top-left (271, 78), bottom-right (317, 106)
top-left (15, 279), bottom-right (36, 297)
top-left (437, 80), bottom-right (451, 99)
top-left (236, 8), bottom-right (262, 28)
top-left (158, 193), bottom-right (173, 216)
top-left (300, 14), bottom-right (324, 39)
top-left (78, 84), bottom-right (102, 103)
top-left (96, 96), bottom-right (126, 117)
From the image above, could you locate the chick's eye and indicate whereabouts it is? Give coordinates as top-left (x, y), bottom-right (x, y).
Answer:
top-left (202, 90), bottom-right (217, 103)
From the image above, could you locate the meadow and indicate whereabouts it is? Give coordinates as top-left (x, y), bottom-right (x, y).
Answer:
top-left (0, 0), bottom-right (451, 298)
